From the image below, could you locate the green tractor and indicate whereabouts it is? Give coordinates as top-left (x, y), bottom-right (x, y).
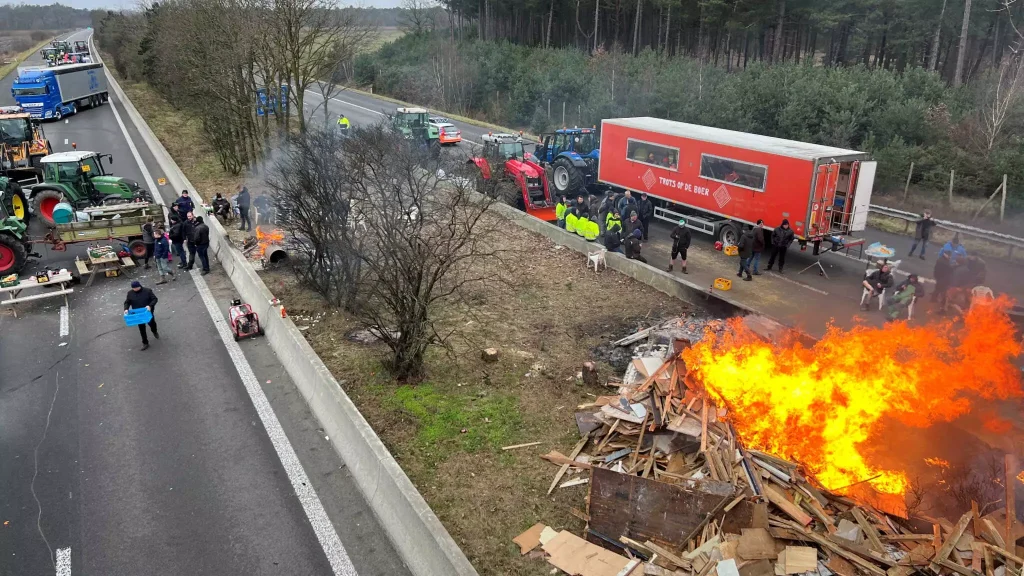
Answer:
top-left (392, 107), bottom-right (441, 159)
top-left (0, 191), bottom-right (29, 275)
top-left (26, 151), bottom-right (152, 226)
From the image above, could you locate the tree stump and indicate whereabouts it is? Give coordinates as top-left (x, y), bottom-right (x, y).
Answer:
top-left (581, 361), bottom-right (600, 387)
top-left (481, 348), bottom-right (500, 362)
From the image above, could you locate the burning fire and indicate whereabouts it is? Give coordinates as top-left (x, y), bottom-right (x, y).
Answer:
top-left (1017, 471), bottom-right (1024, 485)
top-left (682, 296), bottom-right (1023, 496)
top-left (924, 457), bottom-right (951, 469)
top-left (255, 226), bottom-right (285, 258)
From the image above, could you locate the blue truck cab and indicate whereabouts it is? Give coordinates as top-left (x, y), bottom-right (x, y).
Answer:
top-left (533, 127), bottom-right (601, 196)
top-left (11, 63), bottom-right (109, 121)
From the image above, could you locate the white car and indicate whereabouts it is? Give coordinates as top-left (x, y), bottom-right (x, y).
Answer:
top-left (429, 116), bottom-right (461, 145)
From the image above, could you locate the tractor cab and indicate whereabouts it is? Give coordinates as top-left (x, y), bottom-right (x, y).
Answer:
top-left (40, 151), bottom-right (111, 185)
top-left (533, 127), bottom-right (601, 196)
top-left (0, 105), bottom-right (50, 171)
top-left (535, 127), bottom-right (599, 162)
top-left (74, 40), bottom-right (90, 55)
top-left (393, 107), bottom-right (439, 142)
top-left (482, 133), bottom-right (527, 162)
top-left (40, 47), bottom-right (60, 66)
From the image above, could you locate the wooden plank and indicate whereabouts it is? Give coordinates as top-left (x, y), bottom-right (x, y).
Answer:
top-left (882, 534), bottom-right (935, 542)
top-left (779, 546), bottom-right (817, 574)
top-left (980, 518), bottom-right (1006, 548)
top-left (797, 526), bottom-right (887, 576)
top-left (763, 485), bottom-right (813, 527)
top-left (982, 542), bottom-right (1024, 565)
top-left (543, 530), bottom-right (634, 576)
top-left (644, 540), bottom-right (693, 570)
top-left (1005, 454), bottom-right (1016, 552)
top-left (971, 542), bottom-right (983, 572)
top-left (700, 398), bottom-right (709, 453)
top-left (930, 512), bottom-right (974, 574)
top-left (546, 437), bottom-right (589, 496)
top-left (502, 441), bottom-right (542, 450)
top-left (736, 528), bottom-right (778, 560)
top-left (937, 558), bottom-right (977, 576)
top-left (75, 259), bottom-right (89, 275)
top-left (826, 534), bottom-right (897, 567)
top-left (853, 508), bottom-right (886, 553)
top-left (3, 288), bottom-right (73, 305)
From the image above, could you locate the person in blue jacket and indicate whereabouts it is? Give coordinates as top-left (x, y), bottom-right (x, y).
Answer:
top-left (174, 189), bottom-right (195, 216)
top-left (153, 225), bottom-right (175, 284)
top-left (937, 234), bottom-right (967, 265)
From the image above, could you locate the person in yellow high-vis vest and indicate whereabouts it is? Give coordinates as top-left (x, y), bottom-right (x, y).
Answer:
top-left (555, 196), bottom-right (568, 229)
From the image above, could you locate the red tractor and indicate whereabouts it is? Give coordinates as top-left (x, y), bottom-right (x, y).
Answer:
top-left (468, 133), bottom-right (557, 221)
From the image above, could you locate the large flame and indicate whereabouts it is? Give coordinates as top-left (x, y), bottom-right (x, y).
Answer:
top-left (254, 226), bottom-right (285, 258)
top-left (682, 297), bottom-right (1023, 496)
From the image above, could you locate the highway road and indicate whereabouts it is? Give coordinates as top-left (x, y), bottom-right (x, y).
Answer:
top-left (304, 84), bottom-right (1024, 304)
top-left (1, 30), bottom-right (408, 576)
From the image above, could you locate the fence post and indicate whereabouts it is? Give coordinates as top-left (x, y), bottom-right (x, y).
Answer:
top-left (547, 99), bottom-right (551, 121)
top-left (562, 101), bottom-right (566, 126)
top-left (578, 104), bottom-right (581, 126)
top-left (948, 170), bottom-right (955, 205)
top-left (1000, 174), bottom-right (1007, 222)
top-left (903, 162), bottom-right (914, 200)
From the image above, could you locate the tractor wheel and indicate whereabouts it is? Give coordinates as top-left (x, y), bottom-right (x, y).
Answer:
top-left (495, 181), bottom-right (520, 207)
top-left (3, 183), bottom-right (30, 223)
top-left (32, 189), bottom-right (64, 226)
top-left (474, 175), bottom-right (487, 193)
top-left (551, 157), bottom-right (584, 196)
top-left (0, 234), bottom-right (28, 275)
top-left (127, 239), bottom-right (147, 259)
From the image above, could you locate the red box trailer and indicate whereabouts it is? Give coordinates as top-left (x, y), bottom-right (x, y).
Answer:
top-left (597, 118), bottom-right (876, 245)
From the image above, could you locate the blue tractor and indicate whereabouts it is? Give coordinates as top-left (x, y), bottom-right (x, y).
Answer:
top-left (533, 127), bottom-right (600, 197)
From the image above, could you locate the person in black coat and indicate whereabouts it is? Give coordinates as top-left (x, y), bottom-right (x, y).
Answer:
top-left (932, 251), bottom-right (954, 307)
top-left (168, 218), bottom-right (187, 268)
top-left (624, 228), bottom-right (647, 263)
top-left (637, 193), bottom-right (654, 240)
top-left (183, 212), bottom-right (198, 270)
top-left (124, 280), bottom-right (159, 350)
top-left (235, 185), bottom-right (251, 232)
top-left (766, 219), bottom-right (795, 274)
top-left (668, 218), bottom-right (691, 274)
top-left (736, 227), bottom-right (754, 281)
top-left (193, 216), bottom-right (211, 274)
top-left (909, 209), bottom-right (934, 259)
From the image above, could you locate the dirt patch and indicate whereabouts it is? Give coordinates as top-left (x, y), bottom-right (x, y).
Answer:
top-left (113, 69), bottom-right (723, 575)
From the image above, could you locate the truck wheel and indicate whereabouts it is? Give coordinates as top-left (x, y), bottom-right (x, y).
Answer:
top-left (127, 239), bottom-right (147, 259)
top-left (54, 108), bottom-right (62, 121)
top-left (32, 189), bottom-right (64, 226)
top-left (551, 157), bottom-right (584, 196)
top-left (0, 234), bottom-right (28, 274)
top-left (718, 222), bottom-right (740, 247)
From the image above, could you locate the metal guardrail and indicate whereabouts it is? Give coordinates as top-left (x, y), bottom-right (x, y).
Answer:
top-left (869, 204), bottom-right (1024, 259)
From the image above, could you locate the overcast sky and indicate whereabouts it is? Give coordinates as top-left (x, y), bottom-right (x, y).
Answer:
top-left (2, 0), bottom-right (407, 9)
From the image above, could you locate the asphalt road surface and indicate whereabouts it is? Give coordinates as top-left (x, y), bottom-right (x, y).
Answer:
top-left (1, 30), bottom-right (408, 576)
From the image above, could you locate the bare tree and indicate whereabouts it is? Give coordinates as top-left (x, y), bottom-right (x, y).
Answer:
top-left (266, 128), bottom-right (363, 309)
top-left (400, 0), bottom-right (437, 36)
top-left (307, 9), bottom-right (379, 127)
top-left (343, 123), bottom-right (501, 382)
top-left (928, 0), bottom-right (949, 71)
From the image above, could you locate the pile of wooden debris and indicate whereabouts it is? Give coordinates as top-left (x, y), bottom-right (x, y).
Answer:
top-left (516, 318), bottom-right (1023, 576)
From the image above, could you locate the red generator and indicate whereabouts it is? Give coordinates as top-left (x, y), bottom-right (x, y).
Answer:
top-left (597, 118), bottom-right (877, 246)
top-left (228, 299), bottom-right (264, 341)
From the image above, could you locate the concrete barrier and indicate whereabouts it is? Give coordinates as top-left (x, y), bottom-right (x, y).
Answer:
top-left (101, 57), bottom-right (479, 576)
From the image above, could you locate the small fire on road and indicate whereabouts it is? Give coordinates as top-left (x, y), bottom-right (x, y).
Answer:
top-left (682, 296), bottom-right (1023, 498)
top-left (255, 226), bottom-right (285, 258)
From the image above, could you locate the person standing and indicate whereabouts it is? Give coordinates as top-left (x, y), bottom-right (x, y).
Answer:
top-left (169, 217), bottom-right (187, 268)
top-left (637, 192), bottom-right (654, 241)
top-left (617, 191), bottom-right (636, 220)
top-left (174, 189), bottom-right (195, 216)
top-left (751, 219), bottom-right (766, 275)
top-left (908, 209), bottom-right (935, 259)
top-left (937, 233), bottom-right (967, 265)
top-left (183, 211), bottom-right (198, 270)
top-left (235, 185), bottom-right (251, 232)
top-left (153, 225), bottom-right (175, 283)
top-left (736, 226), bottom-right (754, 281)
top-left (168, 203), bottom-right (182, 224)
top-left (193, 216), bottom-right (211, 274)
top-left (124, 280), bottom-right (159, 351)
top-left (625, 211), bottom-right (642, 239)
top-left (668, 218), bottom-right (691, 274)
top-left (932, 251), bottom-right (953, 307)
top-left (141, 218), bottom-right (156, 270)
top-left (766, 219), bottom-right (795, 273)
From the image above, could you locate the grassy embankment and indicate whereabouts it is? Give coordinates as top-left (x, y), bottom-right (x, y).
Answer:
top-left (0, 35), bottom-right (58, 80)
top-left (105, 63), bottom-right (694, 576)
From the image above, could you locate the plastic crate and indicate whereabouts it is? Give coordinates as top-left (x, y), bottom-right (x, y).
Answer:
top-left (124, 308), bottom-right (153, 326)
top-left (723, 245), bottom-right (739, 256)
top-left (713, 278), bottom-right (733, 291)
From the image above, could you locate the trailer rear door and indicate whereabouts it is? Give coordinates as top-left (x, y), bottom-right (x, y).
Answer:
top-left (849, 161), bottom-right (876, 232)
top-left (808, 162), bottom-right (840, 238)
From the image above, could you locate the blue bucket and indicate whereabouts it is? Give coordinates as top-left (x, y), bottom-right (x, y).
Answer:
top-left (52, 202), bottom-right (75, 224)
top-left (124, 308), bottom-right (153, 326)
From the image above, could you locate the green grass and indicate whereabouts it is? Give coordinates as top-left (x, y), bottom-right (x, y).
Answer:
top-left (0, 37), bottom-right (55, 80)
top-left (385, 383), bottom-right (523, 452)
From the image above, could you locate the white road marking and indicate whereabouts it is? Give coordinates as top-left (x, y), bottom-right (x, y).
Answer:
top-left (92, 31), bottom-right (356, 574)
top-left (190, 270), bottom-right (358, 576)
top-left (55, 547), bottom-right (70, 576)
top-left (767, 271), bottom-right (829, 295)
top-left (63, 139), bottom-right (68, 145)
top-left (59, 305), bottom-right (68, 337)
top-left (64, 119), bottom-right (68, 124)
